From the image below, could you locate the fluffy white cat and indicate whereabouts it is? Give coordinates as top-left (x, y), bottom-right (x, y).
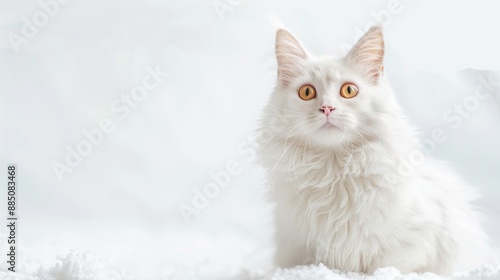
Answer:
top-left (257, 26), bottom-right (498, 275)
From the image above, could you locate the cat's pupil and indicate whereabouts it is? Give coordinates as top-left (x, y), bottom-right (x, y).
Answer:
top-left (305, 88), bottom-right (310, 96)
top-left (347, 86), bottom-right (351, 94)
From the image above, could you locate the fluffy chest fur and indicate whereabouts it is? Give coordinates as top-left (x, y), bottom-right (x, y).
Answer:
top-left (263, 140), bottom-right (416, 273)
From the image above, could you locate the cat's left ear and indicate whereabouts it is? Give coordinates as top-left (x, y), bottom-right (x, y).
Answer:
top-left (346, 26), bottom-right (384, 84)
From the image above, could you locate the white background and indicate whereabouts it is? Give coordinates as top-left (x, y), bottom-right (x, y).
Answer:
top-left (0, 0), bottom-right (499, 278)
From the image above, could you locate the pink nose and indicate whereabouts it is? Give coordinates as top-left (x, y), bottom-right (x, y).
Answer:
top-left (320, 106), bottom-right (335, 116)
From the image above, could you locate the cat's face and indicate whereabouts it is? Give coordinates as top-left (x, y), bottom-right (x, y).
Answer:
top-left (266, 27), bottom-right (396, 148)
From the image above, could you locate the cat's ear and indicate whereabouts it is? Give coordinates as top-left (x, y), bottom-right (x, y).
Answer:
top-left (347, 26), bottom-right (384, 84)
top-left (275, 29), bottom-right (308, 86)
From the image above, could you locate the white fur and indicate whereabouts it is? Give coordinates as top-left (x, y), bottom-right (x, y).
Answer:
top-left (257, 27), bottom-right (498, 275)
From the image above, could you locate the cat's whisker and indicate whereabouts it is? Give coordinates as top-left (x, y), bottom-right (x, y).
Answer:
top-left (288, 138), bottom-right (309, 204)
top-left (352, 127), bottom-right (369, 147)
top-left (338, 130), bottom-right (348, 151)
top-left (302, 135), bottom-right (316, 183)
top-left (356, 115), bottom-right (383, 142)
top-left (261, 113), bottom-right (305, 119)
top-left (270, 141), bottom-right (303, 199)
top-left (266, 103), bottom-right (306, 115)
top-left (288, 138), bottom-right (302, 182)
top-left (262, 120), bottom-right (312, 142)
top-left (265, 124), bottom-right (308, 196)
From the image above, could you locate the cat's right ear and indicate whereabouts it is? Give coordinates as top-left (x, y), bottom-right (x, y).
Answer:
top-left (275, 29), bottom-right (308, 86)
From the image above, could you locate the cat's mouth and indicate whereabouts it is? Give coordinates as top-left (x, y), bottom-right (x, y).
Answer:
top-left (321, 122), bottom-right (336, 129)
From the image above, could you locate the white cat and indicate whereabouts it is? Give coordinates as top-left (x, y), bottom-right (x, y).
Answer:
top-left (257, 26), bottom-right (498, 275)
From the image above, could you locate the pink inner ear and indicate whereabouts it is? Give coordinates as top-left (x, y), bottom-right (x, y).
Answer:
top-left (347, 27), bottom-right (385, 83)
top-left (275, 29), bottom-right (308, 86)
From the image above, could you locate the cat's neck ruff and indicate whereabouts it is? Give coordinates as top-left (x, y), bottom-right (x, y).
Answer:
top-left (263, 129), bottom-right (411, 193)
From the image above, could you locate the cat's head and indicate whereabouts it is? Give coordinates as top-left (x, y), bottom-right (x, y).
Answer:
top-left (264, 26), bottom-right (401, 148)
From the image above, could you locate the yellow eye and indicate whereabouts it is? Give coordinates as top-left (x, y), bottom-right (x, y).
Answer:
top-left (298, 85), bottom-right (316, 100)
top-left (340, 83), bottom-right (359, 99)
